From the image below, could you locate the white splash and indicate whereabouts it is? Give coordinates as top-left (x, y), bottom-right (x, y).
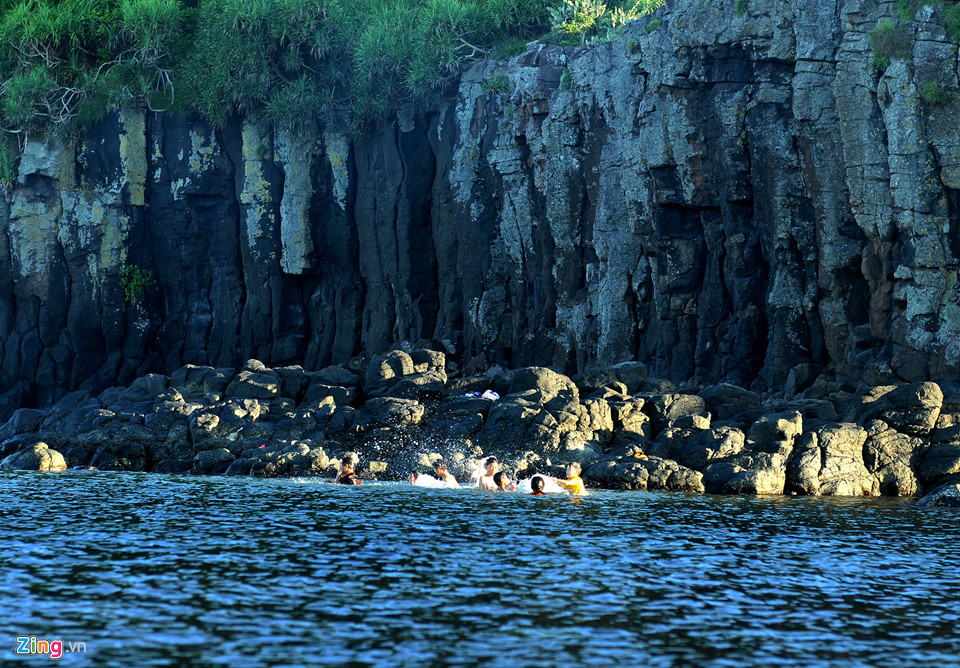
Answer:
top-left (411, 474), bottom-right (446, 489)
top-left (516, 476), bottom-right (567, 494)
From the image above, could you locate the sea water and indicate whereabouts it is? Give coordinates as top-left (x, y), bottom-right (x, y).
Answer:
top-left (1, 471), bottom-right (959, 666)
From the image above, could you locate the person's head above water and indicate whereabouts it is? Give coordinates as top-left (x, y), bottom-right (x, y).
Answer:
top-left (531, 476), bottom-right (545, 494)
top-left (434, 460), bottom-right (449, 474)
top-left (341, 452), bottom-right (358, 469)
top-left (566, 462), bottom-right (582, 478)
top-left (483, 456), bottom-right (498, 474)
top-left (493, 471), bottom-right (511, 490)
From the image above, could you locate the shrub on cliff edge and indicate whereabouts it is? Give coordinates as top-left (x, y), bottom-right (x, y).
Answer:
top-left (870, 20), bottom-right (912, 70)
top-left (0, 0), bottom-right (558, 137)
top-left (547, 0), bottom-right (663, 46)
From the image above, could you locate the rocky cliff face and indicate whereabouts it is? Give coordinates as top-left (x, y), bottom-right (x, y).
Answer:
top-left (2, 0), bottom-right (959, 414)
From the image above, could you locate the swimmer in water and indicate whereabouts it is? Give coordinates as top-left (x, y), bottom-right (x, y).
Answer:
top-left (530, 475), bottom-right (545, 496)
top-left (493, 471), bottom-right (516, 492)
top-left (478, 456), bottom-right (499, 491)
top-left (434, 461), bottom-right (460, 488)
top-left (330, 452), bottom-right (361, 485)
top-left (553, 462), bottom-right (586, 495)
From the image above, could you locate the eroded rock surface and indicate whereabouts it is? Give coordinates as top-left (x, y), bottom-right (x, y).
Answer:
top-left (0, 1), bottom-right (958, 419)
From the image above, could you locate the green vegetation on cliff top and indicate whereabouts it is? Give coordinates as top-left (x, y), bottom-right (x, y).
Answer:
top-left (0, 0), bottom-right (662, 158)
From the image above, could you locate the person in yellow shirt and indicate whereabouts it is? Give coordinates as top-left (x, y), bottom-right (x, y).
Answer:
top-left (554, 462), bottom-right (586, 495)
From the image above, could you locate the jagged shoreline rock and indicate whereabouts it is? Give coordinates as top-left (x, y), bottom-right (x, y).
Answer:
top-left (3, 345), bottom-right (959, 500)
top-left (917, 484), bottom-right (960, 508)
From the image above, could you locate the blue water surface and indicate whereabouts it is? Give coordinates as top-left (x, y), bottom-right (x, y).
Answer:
top-left (1, 471), bottom-right (958, 666)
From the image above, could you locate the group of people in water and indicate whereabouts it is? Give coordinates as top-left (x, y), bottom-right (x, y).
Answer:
top-left (330, 452), bottom-right (586, 496)
top-left (475, 456), bottom-right (585, 496)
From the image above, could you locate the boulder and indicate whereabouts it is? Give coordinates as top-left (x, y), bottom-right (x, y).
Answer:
top-left (586, 383), bottom-right (630, 401)
top-left (701, 461), bottom-right (745, 493)
top-left (443, 377), bottom-right (493, 397)
top-left (699, 383), bottom-right (761, 420)
top-left (217, 398), bottom-right (264, 423)
top-left (0, 442), bottom-right (67, 472)
top-left (747, 410), bottom-right (803, 445)
top-left (327, 407), bottom-right (358, 435)
top-left (201, 368), bottom-right (235, 397)
top-left (919, 443), bottom-right (960, 482)
top-left (38, 391), bottom-right (100, 439)
top-left (862, 420), bottom-right (922, 496)
top-left (607, 398), bottom-right (651, 439)
top-left (699, 410), bottom-right (804, 496)
top-left (645, 394), bottom-right (707, 433)
top-left (92, 441), bottom-right (148, 471)
top-left (0, 408), bottom-right (46, 442)
top-left (788, 423), bottom-right (878, 496)
top-left (189, 411), bottom-right (221, 443)
top-left (784, 363), bottom-right (820, 397)
top-left (586, 454), bottom-right (703, 493)
top-left (843, 383), bottom-right (942, 435)
top-left (188, 409), bottom-right (249, 450)
top-left (666, 413), bottom-right (711, 431)
top-left (387, 370), bottom-right (448, 400)
top-left (763, 398), bottom-right (838, 421)
top-left (311, 365), bottom-right (360, 388)
top-left (144, 394), bottom-right (202, 431)
top-left (724, 468), bottom-right (785, 495)
top-left (192, 448), bottom-right (236, 474)
top-left (916, 484), bottom-right (960, 509)
top-left (410, 348), bottom-right (445, 373)
top-left (225, 458), bottom-right (258, 476)
top-left (361, 397), bottom-right (425, 427)
top-left (1, 434), bottom-right (42, 459)
top-left (425, 412), bottom-right (485, 441)
top-left (918, 426), bottom-right (960, 483)
top-left (477, 395), bottom-right (560, 456)
top-left (170, 364), bottom-right (218, 398)
top-left (638, 378), bottom-right (677, 394)
top-left (881, 382), bottom-right (943, 436)
top-left (558, 431), bottom-right (603, 467)
top-left (274, 366), bottom-right (307, 400)
top-left (250, 445), bottom-right (329, 477)
top-left (302, 383), bottom-right (355, 408)
top-left (670, 426), bottom-right (745, 471)
top-left (842, 385), bottom-right (898, 423)
top-left (509, 367), bottom-right (579, 398)
top-left (580, 398), bottom-right (614, 436)
top-left (643, 457), bottom-right (705, 493)
top-left (438, 395), bottom-right (496, 416)
top-left (647, 419), bottom-right (712, 461)
top-left (365, 350), bottom-right (415, 396)
top-left (150, 425), bottom-right (194, 463)
top-left (225, 360), bottom-right (281, 400)
top-left (786, 432), bottom-right (821, 495)
top-left (118, 374), bottom-right (170, 404)
top-left (573, 361), bottom-right (648, 394)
